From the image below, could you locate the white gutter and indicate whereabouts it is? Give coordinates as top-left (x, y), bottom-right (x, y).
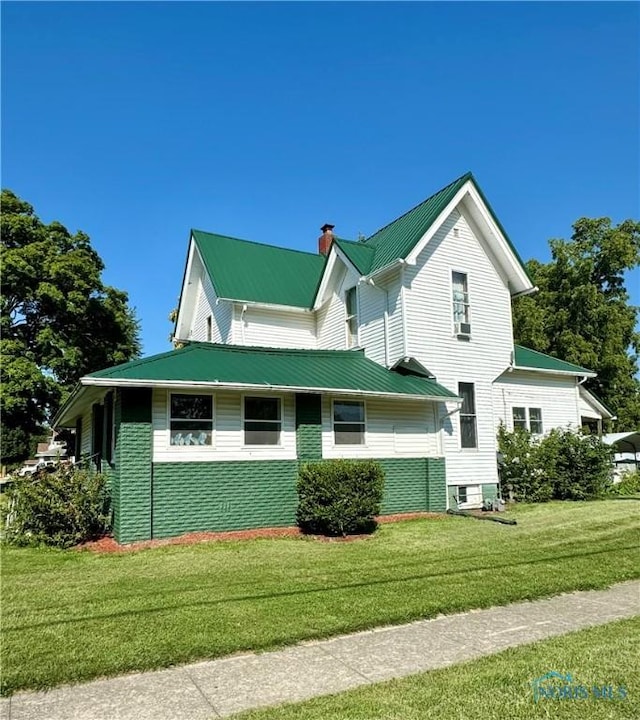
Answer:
top-left (361, 258), bottom-right (407, 285)
top-left (81, 376), bottom-right (462, 404)
top-left (513, 365), bottom-right (597, 378)
top-left (218, 298), bottom-right (312, 314)
top-left (511, 285), bottom-right (539, 299)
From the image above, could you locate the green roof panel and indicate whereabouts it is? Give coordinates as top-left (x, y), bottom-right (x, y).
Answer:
top-left (88, 343), bottom-right (458, 399)
top-left (514, 345), bottom-right (594, 375)
top-left (192, 230), bottom-right (326, 308)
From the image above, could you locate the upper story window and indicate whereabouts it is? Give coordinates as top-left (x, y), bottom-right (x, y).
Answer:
top-left (206, 315), bottom-right (213, 342)
top-left (345, 286), bottom-right (358, 348)
top-left (513, 406), bottom-right (543, 435)
top-left (244, 396), bottom-right (281, 445)
top-left (170, 394), bottom-right (213, 446)
top-left (333, 400), bottom-right (365, 445)
top-left (452, 271), bottom-right (470, 334)
top-left (458, 382), bottom-right (477, 449)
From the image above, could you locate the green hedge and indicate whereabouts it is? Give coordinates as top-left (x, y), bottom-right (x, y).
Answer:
top-left (3, 466), bottom-right (111, 548)
top-left (498, 426), bottom-right (614, 503)
top-left (296, 459), bottom-right (384, 536)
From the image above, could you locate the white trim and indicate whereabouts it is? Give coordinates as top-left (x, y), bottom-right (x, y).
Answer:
top-left (578, 386), bottom-right (616, 421)
top-left (313, 250), bottom-right (339, 310)
top-left (331, 398), bottom-right (367, 448)
top-left (166, 389), bottom-right (216, 451)
top-left (241, 393), bottom-right (284, 447)
top-left (217, 298), bottom-right (312, 313)
top-left (82, 376), bottom-right (461, 404)
top-left (513, 365), bottom-right (596, 378)
top-left (174, 238), bottom-right (197, 340)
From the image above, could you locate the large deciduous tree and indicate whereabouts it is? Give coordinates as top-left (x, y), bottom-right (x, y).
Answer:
top-left (1, 189), bottom-right (140, 464)
top-left (513, 217), bottom-right (640, 430)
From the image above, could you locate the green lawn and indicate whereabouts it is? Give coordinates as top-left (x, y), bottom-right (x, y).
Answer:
top-left (2, 500), bottom-right (639, 695)
top-left (234, 617), bottom-right (640, 720)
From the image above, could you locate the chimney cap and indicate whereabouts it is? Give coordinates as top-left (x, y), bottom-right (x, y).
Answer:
top-left (320, 223), bottom-right (335, 232)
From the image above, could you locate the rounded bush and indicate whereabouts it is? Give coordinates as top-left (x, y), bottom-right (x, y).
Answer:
top-left (296, 459), bottom-right (384, 536)
top-left (3, 466), bottom-right (111, 548)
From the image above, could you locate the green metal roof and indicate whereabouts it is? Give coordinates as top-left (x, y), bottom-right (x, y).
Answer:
top-left (192, 230), bottom-right (326, 308)
top-left (333, 238), bottom-right (376, 275)
top-left (514, 345), bottom-right (595, 375)
top-left (87, 343), bottom-right (458, 399)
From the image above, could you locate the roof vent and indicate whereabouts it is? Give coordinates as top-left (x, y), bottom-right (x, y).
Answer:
top-left (318, 223), bottom-right (335, 256)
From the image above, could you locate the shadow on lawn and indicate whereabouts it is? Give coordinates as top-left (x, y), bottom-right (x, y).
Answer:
top-left (5, 543), bottom-right (637, 633)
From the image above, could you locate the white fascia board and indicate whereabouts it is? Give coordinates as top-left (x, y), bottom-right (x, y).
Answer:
top-left (579, 386), bottom-right (616, 420)
top-left (513, 365), bottom-right (597, 378)
top-left (216, 298), bottom-right (312, 314)
top-left (313, 248), bottom-right (351, 310)
top-left (404, 183), bottom-right (471, 267)
top-left (464, 184), bottom-right (533, 295)
top-left (173, 237), bottom-right (197, 341)
top-left (81, 376), bottom-right (460, 404)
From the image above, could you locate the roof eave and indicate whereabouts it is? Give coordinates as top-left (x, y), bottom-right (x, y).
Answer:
top-left (80, 376), bottom-right (460, 403)
top-left (512, 365), bottom-right (596, 378)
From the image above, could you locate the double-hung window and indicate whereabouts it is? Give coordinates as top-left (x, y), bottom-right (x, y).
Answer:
top-left (513, 407), bottom-right (543, 435)
top-left (170, 394), bottom-right (213, 446)
top-left (452, 271), bottom-right (470, 331)
top-left (345, 287), bottom-right (358, 348)
top-left (458, 382), bottom-right (477, 449)
top-left (333, 400), bottom-right (365, 445)
top-left (244, 397), bottom-right (281, 445)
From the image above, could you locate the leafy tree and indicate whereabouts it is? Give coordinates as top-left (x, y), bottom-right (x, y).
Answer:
top-left (1, 190), bottom-right (140, 464)
top-left (513, 218), bottom-right (640, 430)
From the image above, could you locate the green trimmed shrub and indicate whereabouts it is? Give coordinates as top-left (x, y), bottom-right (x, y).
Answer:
top-left (498, 425), bottom-right (614, 502)
top-left (3, 466), bottom-right (111, 548)
top-left (296, 460), bottom-right (384, 536)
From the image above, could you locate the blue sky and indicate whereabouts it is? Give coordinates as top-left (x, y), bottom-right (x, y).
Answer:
top-left (2, 1), bottom-right (638, 357)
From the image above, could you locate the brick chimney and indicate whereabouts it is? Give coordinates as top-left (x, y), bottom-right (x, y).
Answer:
top-left (318, 223), bottom-right (335, 256)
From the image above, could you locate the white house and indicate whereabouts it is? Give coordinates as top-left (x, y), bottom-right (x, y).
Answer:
top-left (55, 172), bottom-right (613, 542)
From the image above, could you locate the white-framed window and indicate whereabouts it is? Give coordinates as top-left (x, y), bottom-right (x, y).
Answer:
top-left (513, 406), bottom-right (543, 435)
top-left (345, 286), bottom-right (358, 348)
top-left (452, 271), bottom-right (470, 332)
top-left (244, 396), bottom-right (281, 445)
top-left (333, 399), bottom-right (365, 445)
top-left (206, 315), bottom-right (213, 342)
top-left (458, 382), bottom-right (477, 449)
top-left (170, 393), bottom-right (214, 446)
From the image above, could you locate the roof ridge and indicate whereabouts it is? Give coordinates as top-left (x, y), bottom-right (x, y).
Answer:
top-left (365, 171), bottom-right (472, 244)
top-left (192, 229), bottom-right (323, 260)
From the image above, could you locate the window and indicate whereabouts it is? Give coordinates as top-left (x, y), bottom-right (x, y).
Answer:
top-left (170, 394), bottom-right (213, 446)
top-left (512, 407), bottom-right (543, 434)
top-left (457, 486), bottom-right (468, 504)
top-left (206, 315), bottom-right (213, 342)
top-left (244, 397), bottom-right (281, 445)
top-left (512, 406), bottom-right (527, 431)
top-left (452, 271), bottom-right (470, 328)
top-left (345, 286), bottom-right (358, 348)
top-left (529, 408), bottom-right (543, 435)
top-left (333, 400), bottom-right (365, 445)
top-left (458, 382), bottom-right (477, 449)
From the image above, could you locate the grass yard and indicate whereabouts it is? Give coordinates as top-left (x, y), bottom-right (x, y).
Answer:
top-left (2, 500), bottom-right (639, 695)
top-left (234, 617), bottom-right (640, 720)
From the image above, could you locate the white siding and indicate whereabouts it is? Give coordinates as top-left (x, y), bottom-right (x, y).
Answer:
top-left (386, 271), bottom-right (405, 364)
top-left (493, 371), bottom-right (580, 431)
top-left (404, 207), bottom-right (515, 488)
top-left (81, 411), bottom-right (92, 456)
top-left (316, 262), bottom-right (360, 350)
top-left (321, 396), bottom-right (441, 459)
top-left (358, 281), bottom-right (387, 365)
top-left (231, 305), bottom-right (316, 349)
top-left (191, 269), bottom-right (232, 343)
top-left (152, 388), bottom-right (297, 462)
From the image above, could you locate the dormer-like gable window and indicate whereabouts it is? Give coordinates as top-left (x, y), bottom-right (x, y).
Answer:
top-left (345, 286), bottom-right (358, 348)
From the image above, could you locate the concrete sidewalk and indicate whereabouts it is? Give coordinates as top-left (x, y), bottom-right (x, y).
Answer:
top-left (2, 581), bottom-right (638, 720)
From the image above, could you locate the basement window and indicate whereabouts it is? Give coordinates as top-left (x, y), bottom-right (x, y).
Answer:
top-left (333, 400), bottom-right (365, 445)
top-left (244, 397), bottom-right (281, 445)
top-left (170, 394), bottom-right (213, 446)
